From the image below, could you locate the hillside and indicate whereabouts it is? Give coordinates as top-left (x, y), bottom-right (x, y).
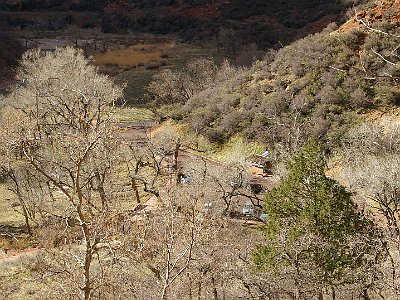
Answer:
top-left (147, 0), bottom-right (399, 162)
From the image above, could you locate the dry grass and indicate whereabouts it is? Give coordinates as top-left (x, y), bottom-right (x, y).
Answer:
top-left (94, 43), bottom-right (173, 66)
top-left (149, 121), bottom-right (264, 166)
top-left (114, 107), bottom-right (154, 123)
top-left (150, 119), bottom-right (186, 137)
top-left (0, 235), bottom-right (33, 253)
top-left (0, 258), bottom-right (42, 299)
top-left (212, 136), bottom-right (265, 165)
top-left (0, 185), bottom-right (23, 227)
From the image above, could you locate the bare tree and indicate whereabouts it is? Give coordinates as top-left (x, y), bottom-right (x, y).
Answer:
top-left (341, 117), bottom-right (400, 297)
top-left (0, 47), bottom-right (128, 299)
top-left (147, 58), bottom-right (217, 106)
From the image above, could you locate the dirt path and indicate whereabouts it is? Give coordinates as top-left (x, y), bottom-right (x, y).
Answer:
top-left (176, 149), bottom-right (279, 190)
top-left (0, 247), bottom-right (42, 269)
top-left (120, 122), bottom-right (279, 190)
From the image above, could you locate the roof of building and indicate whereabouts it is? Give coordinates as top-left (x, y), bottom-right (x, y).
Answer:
top-left (247, 154), bottom-right (271, 166)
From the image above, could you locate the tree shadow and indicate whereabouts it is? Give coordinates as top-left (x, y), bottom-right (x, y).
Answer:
top-left (0, 224), bottom-right (29, 237)
top-left (219, 0), bottom-right (352, 49)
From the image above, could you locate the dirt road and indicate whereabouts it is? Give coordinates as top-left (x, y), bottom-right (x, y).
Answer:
top-left (0, 248), bottom-right (42, 270)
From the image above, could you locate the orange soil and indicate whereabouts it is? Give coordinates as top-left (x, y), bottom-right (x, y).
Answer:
top-left (337, 0), bottom-right (400, 34)
top-left (0, 246), bottom-right (40, 260)
top-left (94, 43), bottom-right (174, 66)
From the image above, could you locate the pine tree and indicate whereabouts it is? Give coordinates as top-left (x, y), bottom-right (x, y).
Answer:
top-left (253, 140), bottom-right (383, 297)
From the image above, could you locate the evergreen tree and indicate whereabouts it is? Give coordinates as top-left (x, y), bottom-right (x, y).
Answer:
top-left (253, 140), bottom-right (383, 297)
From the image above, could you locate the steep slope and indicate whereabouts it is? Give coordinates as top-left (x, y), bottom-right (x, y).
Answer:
top-left (153, 0), bottom-right (399, 160)
top-left (338, 0), bottom-right (400, 33)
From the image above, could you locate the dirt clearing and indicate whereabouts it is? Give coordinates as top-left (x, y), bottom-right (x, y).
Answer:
top-left (94, 43), bottom-right (174, 66)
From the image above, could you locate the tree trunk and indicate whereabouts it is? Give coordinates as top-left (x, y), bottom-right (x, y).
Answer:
top-left (172, 140), bottom-right (181, 171)
top-left (360, 287), bottom-right (370, 300)
top-left (76, 169), bottom-right (93, 300)
top-left (211, 276), bottom-right (218, 300)
top-left (187, 274), bottom-right (193, 300)
top-left (197, 281), bottom-right (202, 300)
top-left (294, 259), bottom-right (301, 300)
top-left (21, 202), bottom-right (32, 236)
top-left (95, 171), bottom-right (108, 211)
top-left (318, 288), bottom-right (323, 300)
top-left (83, 246), bottom-right (92, 300)
top-left (8, 171), bottom-right (32, 235)
top-left (160, 284), bottom-right (168, 300)
top-left (330, 286), bottom-right (335, 300)
top-left (82, 222), bottom-right (93, 300)
top-left (131, 177), bottom-right (141, 204)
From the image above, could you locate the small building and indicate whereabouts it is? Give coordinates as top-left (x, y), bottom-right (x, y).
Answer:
top-left (242, 199), bottom-right (255, 216)
top-left (203, 202), bottom-right (213, 213)
top-left (180, 174), bottom-right (192, 184)
top-left (259, 213), bottom-right (268, 223)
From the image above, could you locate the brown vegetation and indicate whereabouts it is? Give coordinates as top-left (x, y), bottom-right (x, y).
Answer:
top-left (0, 0), bottom-right (399, 299)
